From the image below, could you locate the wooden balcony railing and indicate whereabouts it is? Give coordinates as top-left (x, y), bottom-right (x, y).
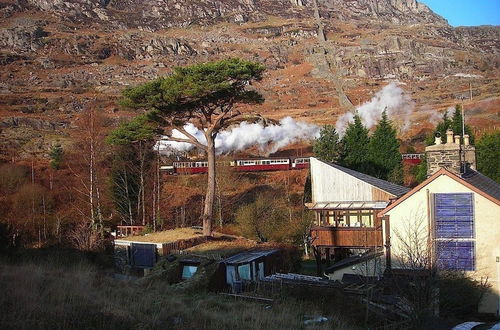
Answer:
top-left (310, 226), bottom-right (382, 248)
top-left (116, 225), bottom-right (145, 237)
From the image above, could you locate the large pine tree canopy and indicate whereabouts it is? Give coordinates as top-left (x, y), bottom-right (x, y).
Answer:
top-left (120, 58), bottom-right (265, 127)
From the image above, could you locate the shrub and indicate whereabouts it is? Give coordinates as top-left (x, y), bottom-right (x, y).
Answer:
top-left (438, 271), bottom-right (491, 317)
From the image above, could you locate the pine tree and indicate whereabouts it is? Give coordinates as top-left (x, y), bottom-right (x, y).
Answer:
top-left (368, 110), bottom-right (402, 182)
top-left (425, 105), bottom-right (475, 145)
top-left (450, 104), bottom-right (475, 144)
top-left (340, 114), bottom-right (370, 174)
top-left (313, 125), bottom-right (342, 163)
top-left (49, 143), bottom-right (63, 169)
top-left (476, 131), bottom-right (500, 183)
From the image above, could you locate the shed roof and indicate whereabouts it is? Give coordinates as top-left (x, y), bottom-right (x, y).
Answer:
top-left (118, 227), bottom-right (203, 244)
top-left (325, 250), bottom-right (384, 274)
top-left (222, 249), bottom-right (279, 265)
top-left (316, 159), bottom-right (410, 197)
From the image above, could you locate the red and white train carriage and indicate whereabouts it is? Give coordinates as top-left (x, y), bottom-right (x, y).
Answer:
top-left (164, 157), bottom-right (311, 175)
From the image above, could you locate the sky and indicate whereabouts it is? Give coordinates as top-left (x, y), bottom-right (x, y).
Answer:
top-left (419, 0), bottom-right (500, 26)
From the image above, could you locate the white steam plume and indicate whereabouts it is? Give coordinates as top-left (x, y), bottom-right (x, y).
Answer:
top-left (335, 81), bottom-right (415, 136)
top-left (157, 117), bottom-right (320, 155)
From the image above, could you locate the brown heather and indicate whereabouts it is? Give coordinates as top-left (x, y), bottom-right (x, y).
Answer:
top-left (0, 257), bottom-right (356, 330)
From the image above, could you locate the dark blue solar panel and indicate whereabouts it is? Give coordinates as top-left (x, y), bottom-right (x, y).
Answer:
top-left (434, 193), bottom-right (474, 238)
top-left (436, 241), bottom-right (474, 271)
top-left (131, 243), bottom-right (156, 268)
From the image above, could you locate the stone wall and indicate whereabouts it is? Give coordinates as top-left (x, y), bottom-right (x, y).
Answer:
top-left (426, 147), bottom-right (461, 177)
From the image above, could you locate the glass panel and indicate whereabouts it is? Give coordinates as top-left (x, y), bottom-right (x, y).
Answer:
top-left (436, 241), bottom-right (474, 271)
top-left (238, 264), bottom-right (251, 280)
top-left (182, 265), bottom-right (198, 279)
top-left (434, 193), bottom-right (474, 238)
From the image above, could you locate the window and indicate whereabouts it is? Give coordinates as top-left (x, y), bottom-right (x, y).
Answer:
top-left (434, 193), bottom-right (475, 271)
top-left (182, 265), bottom-right (198, 279)
top-left (237, 264), bottom-right (251, 280)
top-left (317, 210), bottom-right (374, 227)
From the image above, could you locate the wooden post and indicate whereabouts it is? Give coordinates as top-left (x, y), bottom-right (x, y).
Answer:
top-left (384, 216), bottom-right (391, 270)
top-left (313, 245), bottom-right (323, 276)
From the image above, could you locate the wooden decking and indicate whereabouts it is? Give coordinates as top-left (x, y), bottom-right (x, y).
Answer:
top-left (310, 226), bottom-right (383, 248)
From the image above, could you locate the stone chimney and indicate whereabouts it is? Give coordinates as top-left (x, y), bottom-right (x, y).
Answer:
top-left (425, 129), bottom-right (476, 177)
top-left (426, 129), bottom-right (460, 176)
top-left (463, 135), bottom-right (476, 170)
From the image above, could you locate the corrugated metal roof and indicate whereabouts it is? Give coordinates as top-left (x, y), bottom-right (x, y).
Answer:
top-left (325, 251), bottom-right (384, 274)
top-left (461, 169), bottom-right (500, 201)
top-left (222, 249), bottom-right (279, 265)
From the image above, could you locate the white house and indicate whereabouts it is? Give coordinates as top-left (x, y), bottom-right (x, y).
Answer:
top-left (379, 130), bottom-right (500, 315)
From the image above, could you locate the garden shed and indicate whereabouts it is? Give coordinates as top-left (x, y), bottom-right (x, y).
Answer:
top-left (219, 249), bottom-right (283, 292)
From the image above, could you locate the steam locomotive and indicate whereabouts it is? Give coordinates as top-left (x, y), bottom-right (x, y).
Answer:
top-left (160, 157), bottom-right (311, 175)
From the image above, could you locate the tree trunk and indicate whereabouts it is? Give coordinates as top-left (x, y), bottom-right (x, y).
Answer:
top-left (139, 142), bottom-right (146, 226)
top-left (202, 135), bottom-right (215, 236)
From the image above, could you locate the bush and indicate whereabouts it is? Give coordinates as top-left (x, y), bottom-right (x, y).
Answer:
top-left (438, 271), bottom-right (491, 317)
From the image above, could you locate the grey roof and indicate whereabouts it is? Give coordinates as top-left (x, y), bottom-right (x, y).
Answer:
top-left (319, 159), bottom-right (410, 197)
top-left (222, 249), bottom-right (279, 265)
top-left (325, 251), bottom-right (384, 274)
top-left (461, 169), bottom-right (500, 201)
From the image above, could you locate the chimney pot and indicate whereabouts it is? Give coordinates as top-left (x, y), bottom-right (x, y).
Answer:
top-left (446, 129), bottom-right (454, 144)
top-left (434, 135), bottom-right (442, 145)
top-left (454, 135), bottom-right (460, 145)
top-left (464, 135), bottom-right (470, 146)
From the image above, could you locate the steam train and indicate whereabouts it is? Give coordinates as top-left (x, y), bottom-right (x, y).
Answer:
top-left (160, 157), bottom-right (311, 175)
top-left (160, 153), bottom-right (423, 175)
top-left (401, 153), bottom-right (424, 165)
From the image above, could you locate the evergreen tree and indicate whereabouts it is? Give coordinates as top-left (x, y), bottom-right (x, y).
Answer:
top-left (49, 143), bottom-right (63, 169)
top-left (313, 125), bottom-right (342, 163)
top-left (368, 110), bottom-right (402, 182)
top-left (340, 114), bottom-right (370, 174)
top-left (414, 157), bottom-right (428, 183)
top-left (425, 105), bottom-right (475, 145)
top-left (476, 131), bottom-right (500, 183)
top-left (107, 116), bottom-right (158, 225)
top-left (121, 58), bottom-right (264, 236)
top-left (450, 104), bottom-right (475, 144)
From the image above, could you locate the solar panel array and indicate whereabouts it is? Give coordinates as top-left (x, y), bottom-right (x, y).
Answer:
top-left (434, 193), bottom-right (475, 271)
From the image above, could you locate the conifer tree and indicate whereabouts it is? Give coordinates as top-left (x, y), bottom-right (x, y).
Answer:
top-left (426, 105), bottom-right (474, 145)
top-left (340, 114), bottom-right (370, 174)
top-left (313, 125), bottom-right (342, 163)
top-left (450, 104), bottom-right (475, 144)
top-left (368, 109), bottom-right (402, 182)
top-left (476, 131), bottom-right (500, 183)
top-left (49, 143), bottom-right (63, 170)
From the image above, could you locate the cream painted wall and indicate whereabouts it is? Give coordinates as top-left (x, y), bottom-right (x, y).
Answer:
top-left (384, 174), bottom-right (500, 314)
top-left (311, 157), bottom-right (373, 203)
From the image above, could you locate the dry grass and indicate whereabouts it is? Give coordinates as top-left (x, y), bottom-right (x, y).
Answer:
top-left (118, 227), bottom-right (204, 243)
top-left (0, 257), bottom-right (357, 330)
top-left (184, 238), bottom-right (257, 257)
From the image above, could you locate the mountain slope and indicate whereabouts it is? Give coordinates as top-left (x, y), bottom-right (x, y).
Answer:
top-left (0, 0), bottom-right (498, 159)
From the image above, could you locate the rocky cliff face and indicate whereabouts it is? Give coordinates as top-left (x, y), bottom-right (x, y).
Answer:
top-left (18, 0), bottom-right (446, 28)
top-left (0, 0), bottom-right (499, 159)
